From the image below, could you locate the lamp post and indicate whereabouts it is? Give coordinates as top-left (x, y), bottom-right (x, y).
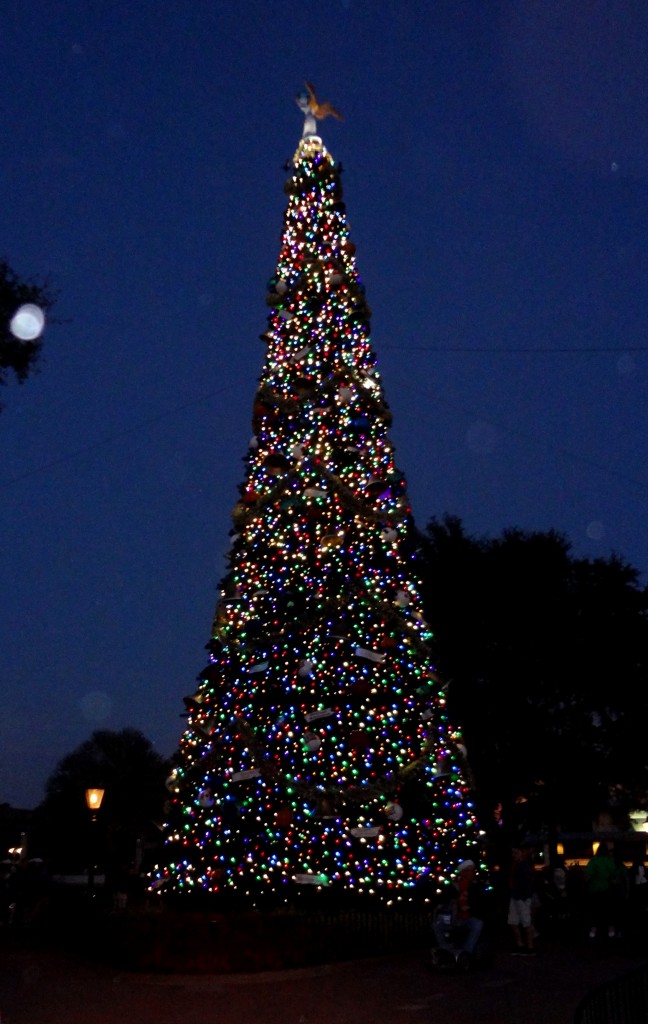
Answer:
top-left (85, 788), bottom-right (104, 897)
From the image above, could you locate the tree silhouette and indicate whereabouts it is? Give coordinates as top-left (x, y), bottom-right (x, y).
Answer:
top-left (32, 728), bottom-right (169, 876)
top-left (0, 258), bottom-right (55, 408)
top-left (418, 516), bottom-right (648, 838)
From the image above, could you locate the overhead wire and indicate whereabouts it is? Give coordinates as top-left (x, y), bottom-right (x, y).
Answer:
top-left (1, 348), bottom-right (646, 496)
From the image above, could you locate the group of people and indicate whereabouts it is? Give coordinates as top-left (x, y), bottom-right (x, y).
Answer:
top-left (431, 840), bottom-right (648, 968)
top-left (431, 843), bottom-right (538, 967)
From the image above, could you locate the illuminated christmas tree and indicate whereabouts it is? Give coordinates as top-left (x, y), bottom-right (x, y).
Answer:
top-left (153, 89), bottom-right (481, 908)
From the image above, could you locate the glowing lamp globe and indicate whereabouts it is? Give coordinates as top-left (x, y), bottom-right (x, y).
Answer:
top-left (85, 787), bottom-right (105, 812)
top-left (9, 304), bottom-right (45, 341)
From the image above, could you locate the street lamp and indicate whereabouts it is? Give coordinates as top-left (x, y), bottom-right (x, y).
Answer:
top-left (85, 788), bottom-right (105, 897)
top-left (85, 788), bottom-right (104, 819)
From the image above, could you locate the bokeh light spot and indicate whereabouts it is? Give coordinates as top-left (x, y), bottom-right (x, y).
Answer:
top-left (80, 690), bottom-right (112, 722)
top-left (586, 520), bottom-right (605, 541)
top-left (10, 304), bottom-right (45, 341)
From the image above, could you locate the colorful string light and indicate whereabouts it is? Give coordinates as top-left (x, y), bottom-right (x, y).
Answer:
top-left (151, 134), bottom-right (481, 907)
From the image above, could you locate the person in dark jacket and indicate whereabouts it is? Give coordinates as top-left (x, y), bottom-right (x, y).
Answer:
top-left (432, 859), bottom-right (489, 962)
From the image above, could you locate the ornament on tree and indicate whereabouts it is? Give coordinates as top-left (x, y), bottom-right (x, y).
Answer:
top-left (294, 872), bottom-right (329, 886)
top-left (354, 647), bottom-right (385, 663)
top-left (312, 794), bottom-right (336, 819)
top-left (452, 734), bottom-right (468, 759)
top-left (320, 532), bottom-right (345, 550)
top-left (394, 589), bottom-right (411, 607)
top-left (249, 660), bottom-right (269, 674)
top-left (384, 801), bottom-right (403, 821)
top-left (295, 81), bottom-right (343, 138)
top-left (336, 451), bottom-right (358, 473)
top-left (304, 707), bottom-right (334, 723)
top-left (348, 729), bottom-right (372, 751)
top-left (264, 453), bottom-right (291, 475)
top-left (252, 399), bottom-right (275, 422)
top-left (241, 618), bottom-right (263, 641)
top-left (165, 771), bottom-right (180, 793)
top-left (434, 754), bottom-right (451, 778)
top-left (211, 598), bottom-right (227, 622)
top-left (337, 386), bottom-right (353, 404)
top-left (366, 478), bottom-right (391, 500)
top-left (231, 768), bottom-right (261, 782)
top-left (295, 377), bottom-right (317, 399)
top-left (347, 678), bottom-right (372, 700)
top-left (350, 825), bottom-right (380, 838)
top-left (183, 692), bottom-right (205, 712)
top-left (380, 633), bottom-right (398, 650)
top-left (275, 805), bottom-right (293, 828)
top-left (198, 787), bottom-right (215, 808)
top-left (303, 731), bottom-right (321, 751)
top-left (288, 344), bottom-right (311, 365)
top-left (350, 415), bottom-right (370, 434)
top-left (201, 655), bottom-right (224, 678)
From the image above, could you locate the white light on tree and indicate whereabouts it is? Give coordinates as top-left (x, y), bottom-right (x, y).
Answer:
top-left (9, 303), bottom-right (45, 341)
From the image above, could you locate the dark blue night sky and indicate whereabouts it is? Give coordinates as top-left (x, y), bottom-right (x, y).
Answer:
top-left (2, 0), bottom-right (647, 808)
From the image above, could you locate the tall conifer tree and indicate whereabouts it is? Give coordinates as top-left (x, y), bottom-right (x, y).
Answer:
top-left (154, 93), bottom-right (481, 907)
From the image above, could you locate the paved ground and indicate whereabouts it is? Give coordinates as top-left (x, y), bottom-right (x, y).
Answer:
top-left (1, 932), bottom-right (645, 1024)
